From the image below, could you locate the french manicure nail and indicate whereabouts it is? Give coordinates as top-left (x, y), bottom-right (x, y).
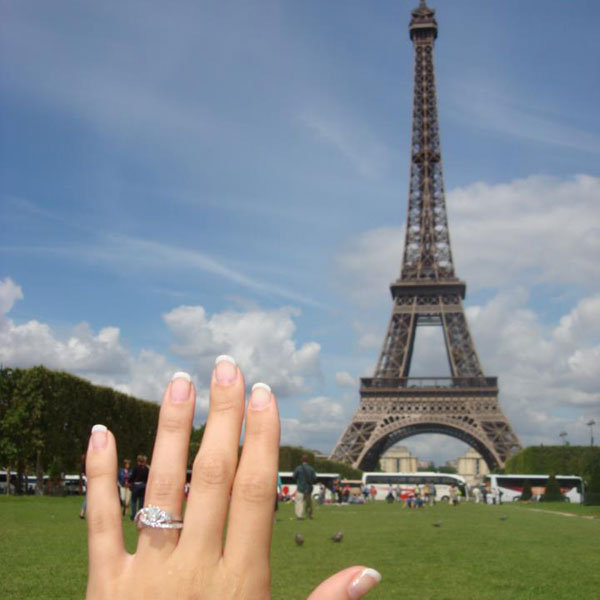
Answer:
top-left (250, 382), bottom-right (272, 410)
top-left (348, 568), bottom-right (382, 600)
top-left (171, 371), bottom-right (191, 403)
top-left (215, 355), bottom-right (237, 385)
top-left (91, 424), bottom-right (108, 450)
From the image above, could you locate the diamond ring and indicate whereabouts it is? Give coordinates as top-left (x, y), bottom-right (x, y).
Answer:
top-left (135, 505), bottom-right (184, 530)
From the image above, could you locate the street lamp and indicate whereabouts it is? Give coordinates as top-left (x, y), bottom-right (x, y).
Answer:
top-left (559, 431), bottom-right (568, 446)
top-left (587, 419), bottom-right (596, 446)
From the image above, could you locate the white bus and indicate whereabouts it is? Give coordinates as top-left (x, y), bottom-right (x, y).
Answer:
top-left (278, 472), bottom-right (340, 501)
top-left (484, 474), bottom-right (584, 503)
top-left (361, 472), bottom-right (468, 502)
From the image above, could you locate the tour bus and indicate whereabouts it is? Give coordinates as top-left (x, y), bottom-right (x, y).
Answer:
top-left (361, 472), bottom-right (469, 502)
top-left (484, 474), bottom-right (584, 503)
top-left (278, 472), bottom-right (340, 501)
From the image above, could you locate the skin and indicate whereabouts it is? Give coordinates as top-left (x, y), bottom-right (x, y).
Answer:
top-left (85, 360), bottom-right (379, 599)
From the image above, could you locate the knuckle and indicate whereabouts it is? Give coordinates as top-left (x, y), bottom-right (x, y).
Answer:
top-left (209, 388), bottom-right (244, 414)
top-left (87, 509), bottom-right (121, 536)
top-left (234, 475), bottom-right (274, 505)
top-left (148, 472), bottom-right (183, 502)
top-left (160, 413), bottom-right (188, 434)
top-left (193, 452), bottom-right (232, 489)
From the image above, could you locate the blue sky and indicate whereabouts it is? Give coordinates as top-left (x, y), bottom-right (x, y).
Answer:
top-left (2, 0), bottom-right (599, 464)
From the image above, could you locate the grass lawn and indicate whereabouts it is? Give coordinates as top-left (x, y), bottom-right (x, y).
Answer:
top-left (1, 497), bottom-right (599, 599)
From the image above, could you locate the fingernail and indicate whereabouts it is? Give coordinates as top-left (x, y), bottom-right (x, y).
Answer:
top-left (348, 568), bottom-right (382, 599)
top-left (91, 424), bottom-right (108, 450)
top-left (250, 382), bottom-right (272, 410)
top-left (171, 371), bottom-right (191, 403)
top-left (215, 355), bottom-right (237, 385)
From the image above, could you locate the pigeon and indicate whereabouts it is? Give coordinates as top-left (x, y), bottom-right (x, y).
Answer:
top-left (500, 514), bottom-right (508, 521)
top-left (294, 533), bottom-right (304, 546)
top-left (433, 520), bottom-right (442, 528)
top-left (331, 531), bottom-right (344, 542)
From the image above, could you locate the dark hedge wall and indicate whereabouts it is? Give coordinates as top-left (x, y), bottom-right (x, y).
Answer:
top-left (0, 366), bottom-right (159, 475)
top-left (505, 445), bottom-right (600, 482)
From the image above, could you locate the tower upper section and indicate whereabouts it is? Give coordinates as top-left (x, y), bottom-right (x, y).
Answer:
top-left (400, 1), bottom-right (456, 283)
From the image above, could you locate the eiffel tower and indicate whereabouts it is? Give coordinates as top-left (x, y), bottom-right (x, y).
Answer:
top-left (330, 1), bottom-right (521, 471)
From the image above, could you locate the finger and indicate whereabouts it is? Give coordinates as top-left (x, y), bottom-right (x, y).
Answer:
top-left (307, 567), bottom-right (382, 600)
top-left (137, 372), bottom-right (195, 555)
top-left (224, 382), bottom-right (280, 569)
top-left (86, 425), bottom-right (126, 584)
top-left (178, 355), bottom-right (245, 558)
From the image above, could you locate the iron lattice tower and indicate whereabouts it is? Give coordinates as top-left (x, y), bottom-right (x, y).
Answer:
top-left (330, 1), bottom-right (521, 471)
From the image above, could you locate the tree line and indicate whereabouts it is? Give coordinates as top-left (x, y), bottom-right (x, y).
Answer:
top-left (0, 366), bottom-right (160, 490)
top-left (0, 366), bottom-right (359, 494)
top-left (505, 445), bottom-right (600, 505)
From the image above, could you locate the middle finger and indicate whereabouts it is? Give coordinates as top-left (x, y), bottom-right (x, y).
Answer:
top-left (178, 355), bottom-right (245, 559)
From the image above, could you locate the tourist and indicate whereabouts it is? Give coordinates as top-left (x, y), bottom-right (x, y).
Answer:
top-left (129, 454), bottom-right (149, 521)
top-left (472, 486), bottom-right (482, 504)
top-left (117, 458), bottom-right (131, 516)
top-left (293, 454), bottom-right (316, 519)
top-left (369, 484), bottom-right (377, 502)
top-left (362, 483), bottom-right (370, 502)
top-left (84, 361), bottom-right (381, 598)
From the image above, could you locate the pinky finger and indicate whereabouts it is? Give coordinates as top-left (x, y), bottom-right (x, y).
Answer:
top-left (307, 566), bottom-right (382, 600)
top-left (85, 425), bottom-right (127, 583)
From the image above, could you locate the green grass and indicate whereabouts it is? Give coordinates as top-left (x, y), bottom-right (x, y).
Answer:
top-left (1, 497), bottom-right (599, 599)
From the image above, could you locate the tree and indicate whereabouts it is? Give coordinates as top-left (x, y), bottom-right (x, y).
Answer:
top-left (541, 474), bottom-right (563, 502)
top-left (520, 478), bottom-right (532, 501)
top-left (584, 461), bottom-right (600, 506)
top-left (188, 425), bottom-right (206, 469)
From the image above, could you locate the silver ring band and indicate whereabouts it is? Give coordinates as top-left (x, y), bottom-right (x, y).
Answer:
top-left (135, 505), bottom-right (183, 530)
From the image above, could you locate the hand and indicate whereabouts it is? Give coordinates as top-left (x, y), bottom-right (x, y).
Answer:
top-left (85, 357), bottom-right (381, 599)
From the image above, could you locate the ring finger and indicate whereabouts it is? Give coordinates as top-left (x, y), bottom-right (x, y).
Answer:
top-left (137, 372), bottom-right (196, 556)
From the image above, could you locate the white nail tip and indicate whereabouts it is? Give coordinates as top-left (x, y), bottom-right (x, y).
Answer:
top-left (171, 371), bottom-right (192, 382)
top-left (91, 424), bottom-right (107, 433)
top-left (215, 355), bottom-right (237, 366)
top-left (252, 382), bottom-right (271, 393)
top-left (360, 568), bottom-right (382, 583)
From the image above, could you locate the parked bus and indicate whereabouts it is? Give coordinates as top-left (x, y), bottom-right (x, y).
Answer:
top-left (278, 472), bottom-right (340, 500)
top-left (484, 474), bottom-right (584, 503)
top-left (361, 472), bottom-right (468, 502)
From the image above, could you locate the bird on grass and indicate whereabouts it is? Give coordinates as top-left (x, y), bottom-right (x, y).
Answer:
top-left (294, 533), bottom-right (304, 546)
top-left (433, 520), bottom-right (442, 528)
top-left (500, 514), bottom-right (508, 521)
top-left (331, 531), bottom-right (344, 542)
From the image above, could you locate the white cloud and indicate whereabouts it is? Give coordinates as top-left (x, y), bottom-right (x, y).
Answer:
top-left (281, 395), bottom-right (350, 452)
top-left (335, 371), bottom-right (356, 388)
top-left (334, 175), bottom-right (600, 451)
top-left (0, 277), bottom-right (23, 316)
top-left (337, 175), bottom-right (600, 300)
top-left (163, 304), bottom-right (322, 397)
top-left (0, 281), bottom-right (323, 419)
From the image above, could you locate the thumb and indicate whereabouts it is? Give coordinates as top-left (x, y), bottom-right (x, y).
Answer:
top-left (307, 566), bottom-right (382, 600)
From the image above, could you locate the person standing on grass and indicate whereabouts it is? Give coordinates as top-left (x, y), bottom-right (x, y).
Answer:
top-left (129, 454), bottom-right (149, 521)
top-left (370, 484), bottom-right (377, 502)
top-left (79, 453), bottom-right (87, 519)
top-left (117, 458), bottom-right (132, 516)
top-left (293, 454), bottom-right (316, 519)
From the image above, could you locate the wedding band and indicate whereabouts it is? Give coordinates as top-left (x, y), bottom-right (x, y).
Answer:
top-left (135, 505), bottom-right (183, 530)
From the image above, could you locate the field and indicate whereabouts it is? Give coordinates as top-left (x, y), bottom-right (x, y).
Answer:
top-left (1, 497), bottom-right (599, 599)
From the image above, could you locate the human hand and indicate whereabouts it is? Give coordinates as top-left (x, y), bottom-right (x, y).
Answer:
top-left (85, 356), bottom-right (381, 599)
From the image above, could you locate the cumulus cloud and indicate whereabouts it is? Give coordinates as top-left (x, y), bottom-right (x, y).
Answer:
top-left (337, 175), bottom-right (600, 303)
top-left (0, 280), bottom-right (322, 421)
top-left (163, 305), bottom-right (321, 397)
top-left (281, 396), bottom-right (350, 452)
top-left (335, 371), bottom-right (356, 388)
top-left (334, 175), bottom-right (600, 452)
